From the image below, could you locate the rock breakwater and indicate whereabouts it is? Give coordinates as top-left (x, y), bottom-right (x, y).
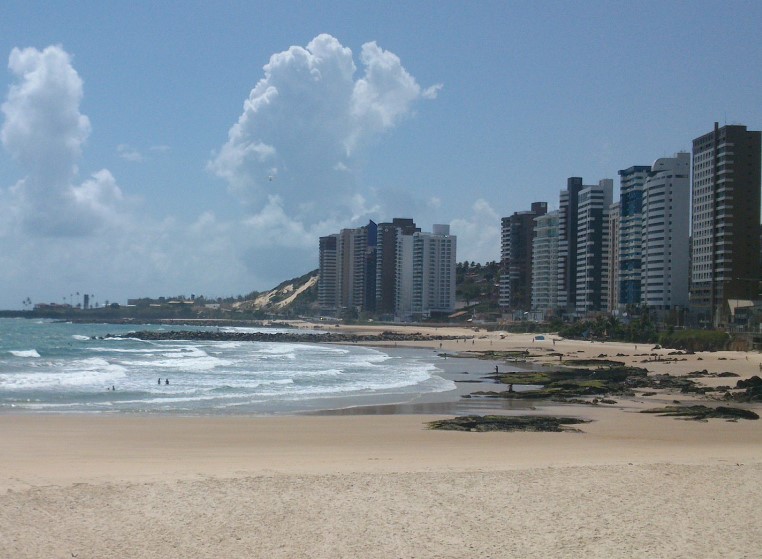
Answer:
top-left (102, 330), bottom-right (464, 344)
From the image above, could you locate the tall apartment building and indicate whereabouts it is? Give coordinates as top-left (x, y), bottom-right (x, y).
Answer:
top-left (375, 219), bottom-right (419, 315)
top-left (318, 221), bottom-right (377, 315)
top-left (557, 177), bottom-right (613, 316)
top-left (499, 201), bottom-right (548, 312)
top-left (339, 222), bottom-right (377, 312)
top-left (642, 153), bottom-right (690, 310)
top-left (318, 234), bottom-right (339, 310)
top-left (690, 123), bottom-right (761, 325)
top-left (557, 178), bottom-right (584, 314)
top-left (390, 232), bottom-right (414, 320)
top-left (411, 225), bottom-right (457, 320)
top-left (618, 166), bottom-right (651, 307)
top-left (575, 179), bottom-right (613, 315)
top-left (531, 210), bottom-right (560, 314)
top-left (607, 201), bottom-right (621, 313)
top-left (319, 219), bottom-right (455, 321)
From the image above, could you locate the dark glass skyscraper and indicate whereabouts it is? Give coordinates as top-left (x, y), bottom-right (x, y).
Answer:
top-left (690, 123), bottom-right (761, 325)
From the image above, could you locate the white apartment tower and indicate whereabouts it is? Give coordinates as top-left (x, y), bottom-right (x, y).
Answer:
top-left (531, 210), bottom-right (560, 314)
top-left (410, 225), bottom-right (457, 321)
top-left (575, 179), bottom-right (613, 315)
top-left (641, 153), bottom-right (690, 309)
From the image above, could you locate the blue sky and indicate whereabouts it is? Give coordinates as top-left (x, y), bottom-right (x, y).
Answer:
top-left (1, 1), bottom-right (761, 309)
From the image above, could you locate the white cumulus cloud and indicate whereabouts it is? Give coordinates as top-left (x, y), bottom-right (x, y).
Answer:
top-left (450, 199), bottom-right (501, 264)
top-left (0, 38), bottom-right (441, 308)
top-left (1, 45), bottom-right (126, 236)
top-left (208, 33), bottom-right (440, 250)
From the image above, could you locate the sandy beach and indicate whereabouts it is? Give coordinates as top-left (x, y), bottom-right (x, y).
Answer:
top-left (2, 325), bottom-right (762, 558)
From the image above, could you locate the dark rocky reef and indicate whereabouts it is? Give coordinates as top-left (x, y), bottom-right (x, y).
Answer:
top-left (730, 376), bottom-right (762, 402)
top-left (101, 329), bottom-right (463, 344)
top-left (426, 415), bottom-right (590, 432)
top-left (641, 405), bottom-right (759, 421)
top-left (471, 366), bottom-right (649, 400)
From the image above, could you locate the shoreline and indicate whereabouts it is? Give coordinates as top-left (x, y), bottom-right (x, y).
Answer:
top-left (3, 323), bottom-right (762, 557)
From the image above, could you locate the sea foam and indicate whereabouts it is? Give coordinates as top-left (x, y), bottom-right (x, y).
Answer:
top-left (9, 350), bottom-right (41, 358)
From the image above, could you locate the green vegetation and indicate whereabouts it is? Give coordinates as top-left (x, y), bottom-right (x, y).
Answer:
top-left (557, 313), bottom-right (658, 343)
top-left (455, 261), bottom-right (500, 316)
top-left (555, 312), bottom-right (737, 352)
top-left (657, 329), bottom-right (729, 352)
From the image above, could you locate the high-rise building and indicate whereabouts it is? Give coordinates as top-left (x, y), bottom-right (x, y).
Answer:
top-left (318, 234), bottom-right (339, 311)
top-left (531, 210), bottom-right (560, 314)
top-left (557, 178), bottom-right (584, 314)
top-left (690, 123), bottom-right (761, 325)
top-left (319, 218), bottom-right (455, 321)
top-left (575, 179), bottom-right (613, 315)
top-left (411, 225), bottom-right (457, 320)
top-left (607, 201), bottom-right (621, 313)
top-left (557, 177), bottom-right (613, 316)
top-left (618, 166), bottom-right (651, 307)
top-left (642, 153), bottom-right (690, 310)
top-left (375, 219), bottom-right (419, 316)
top-left (318, 221), bottom-right (377, 315)
top-left (499, 201), bottom-right (547, 312)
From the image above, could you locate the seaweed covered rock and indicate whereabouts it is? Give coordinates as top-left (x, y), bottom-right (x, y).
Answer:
top-left (736, 376), bottom-right (762, 389)
top-left (426, 415), bottom-right (590, 432)
top-left (641, 405), bottom-right (759, 421)
top-left (732, 376), bottom-right (762, 402)
top-left (480, 366), bottom-right (649, 400)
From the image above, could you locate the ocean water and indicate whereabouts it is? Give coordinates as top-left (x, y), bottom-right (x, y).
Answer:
top-left (0, 318), bottom-right (454, 415)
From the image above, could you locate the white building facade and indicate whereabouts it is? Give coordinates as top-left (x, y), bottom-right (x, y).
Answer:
top-left (575, 179), bottom-right (613, 315)
top-left (641, 153), bottom-right (690, 310)
top-left (409, 225), bottom-right (457, 321)
top-left (531, 210), bottom-right (560, 314)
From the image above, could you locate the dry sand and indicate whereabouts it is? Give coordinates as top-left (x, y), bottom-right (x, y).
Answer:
top-left (2, 325), bottom-right (762, 558)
